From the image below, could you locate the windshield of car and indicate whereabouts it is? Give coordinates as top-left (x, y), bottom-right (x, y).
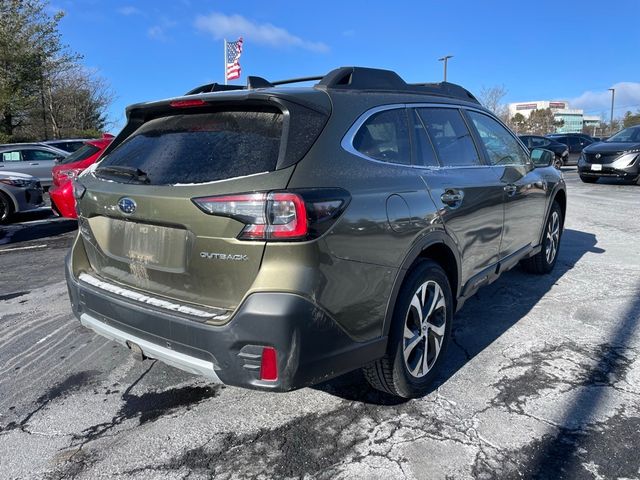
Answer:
top-left (605, 127), bottom-right (640, 143)
top-left (57, 144), bottom-right (100, 165)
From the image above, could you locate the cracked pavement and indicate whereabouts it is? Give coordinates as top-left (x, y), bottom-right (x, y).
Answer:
top-left (0, 171), bottom-right (639, 479)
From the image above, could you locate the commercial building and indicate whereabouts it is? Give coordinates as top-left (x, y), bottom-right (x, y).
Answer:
top-left (507, 100), bottom-right (600, 134)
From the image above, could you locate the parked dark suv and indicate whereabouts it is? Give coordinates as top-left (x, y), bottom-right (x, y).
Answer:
top-left (66, 67), bottom-right (567, 398)
top-left (547, 134), bottom-right (593, 165)
top-left (519, 135), bottom-right (569, 168)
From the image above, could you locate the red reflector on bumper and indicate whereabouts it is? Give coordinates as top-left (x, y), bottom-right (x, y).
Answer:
top-left (260, 347), bottom-right (278, 381)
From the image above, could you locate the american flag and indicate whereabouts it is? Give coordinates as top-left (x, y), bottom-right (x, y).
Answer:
top-left (226, 37), bottom-right (243, 81)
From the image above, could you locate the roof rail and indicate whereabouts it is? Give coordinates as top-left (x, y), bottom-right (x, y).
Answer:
top-left (408, 82), bottom-right (479, 104)
top-left (185, 66), bottom-right (480, 104)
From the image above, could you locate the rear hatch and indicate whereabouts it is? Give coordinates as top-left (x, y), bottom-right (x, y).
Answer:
top-left (75, 92), bottom-right (330, 315)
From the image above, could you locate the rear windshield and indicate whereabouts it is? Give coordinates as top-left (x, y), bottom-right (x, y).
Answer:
top-left (58, 144), bottom-right (100, 165)
top-left (96, 109), bottom-right (283, 185)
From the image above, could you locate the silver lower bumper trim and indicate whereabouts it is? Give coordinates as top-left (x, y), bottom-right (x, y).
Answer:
top-left (80, 313), bottom-right (222, 383)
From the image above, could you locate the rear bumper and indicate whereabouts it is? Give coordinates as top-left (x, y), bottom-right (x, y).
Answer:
top-left (49, 183), bottom-right (77, 218)
top-left (66, 256), bottom-right (386, 391)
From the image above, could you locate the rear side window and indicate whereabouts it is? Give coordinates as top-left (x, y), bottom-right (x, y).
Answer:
top-left (353, 109), bottom-right (411, 165)
top-left (417, 108), bottom-right (480, 167)
top-left (58, 144), bottom-right (100, 165)
top-left (23, 150), bottom-right (58, 161)
top-left (97, 110), bottom-right (283, 185)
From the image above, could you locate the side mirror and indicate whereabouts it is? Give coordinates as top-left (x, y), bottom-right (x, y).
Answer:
top-left (530, 148), bottom-right (554, 168)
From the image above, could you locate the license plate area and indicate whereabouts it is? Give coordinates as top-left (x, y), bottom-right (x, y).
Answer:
top-left (591, 164), bottom-right (603, 171)
top-left (88, 216), bottom-right (191, 272)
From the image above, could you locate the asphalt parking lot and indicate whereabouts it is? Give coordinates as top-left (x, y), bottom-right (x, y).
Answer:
top-left (0, 171), bottom-right (638, 480)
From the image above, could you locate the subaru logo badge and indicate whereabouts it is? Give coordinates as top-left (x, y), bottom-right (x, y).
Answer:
top-left (118, 197), bottom-right (136, 214)
top-left (595, 153), bottom-right (601, 159)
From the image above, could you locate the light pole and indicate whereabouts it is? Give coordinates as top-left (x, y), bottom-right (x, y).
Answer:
top-left (438, 55), bottom-right (453, 82)
top-left (608, 88), bottom-right (615, 135)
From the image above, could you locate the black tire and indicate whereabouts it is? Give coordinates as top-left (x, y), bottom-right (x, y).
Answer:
top-left (521, 202), bottom-right (562, 274)
top-left (579, 175), bottom-right (598, 183)
top-left (363, 260), bottom-right (453, 398)
top-left (0, 192), bottom-right (14, 224)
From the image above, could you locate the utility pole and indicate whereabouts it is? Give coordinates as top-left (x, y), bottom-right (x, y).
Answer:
top-left (438, 55), bottom-right (453, 82)
top-left (608, 88), bottom-right (615, 135)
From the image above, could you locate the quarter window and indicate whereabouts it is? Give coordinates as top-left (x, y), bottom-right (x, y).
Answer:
top-left (23, 150), bottom-right (58, 161)
top-left (416, 108), bottom-right (480, 167)
top-left (353, 109), bottom-right (411, 165)
top-left (467, 111), bottom-right (530, 166)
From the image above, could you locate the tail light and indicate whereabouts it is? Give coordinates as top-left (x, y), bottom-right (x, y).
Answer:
top-left (192, 189), bottom-right (350, 241)
top-left (55, 168), bottom-right (85, 185)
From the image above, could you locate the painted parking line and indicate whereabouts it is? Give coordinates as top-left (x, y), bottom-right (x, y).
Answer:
top-left (0, 244), bottom-right (48, 253)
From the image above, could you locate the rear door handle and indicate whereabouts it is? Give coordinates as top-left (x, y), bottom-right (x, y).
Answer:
top-left (29, 162), bottom-right (39, 165)
top-left (441, 190), bottom-right (464, 207)
top-left (504, 184), bottom-right (517, 196)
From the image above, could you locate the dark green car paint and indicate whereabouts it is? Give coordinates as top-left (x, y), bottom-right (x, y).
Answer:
top-left (67, 68), bottom-right (566, 390)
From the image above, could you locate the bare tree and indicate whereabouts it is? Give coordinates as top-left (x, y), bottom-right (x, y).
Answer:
top-left (478, 85), bottom-right (509, 122)
top-left (43, 66), bottom-right (113, 138)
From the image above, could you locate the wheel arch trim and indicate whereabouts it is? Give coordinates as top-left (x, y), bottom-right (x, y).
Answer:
top-left (539, 185), bottom-right (567, 246)
top-left (382, 231), bottom-right (461, 337)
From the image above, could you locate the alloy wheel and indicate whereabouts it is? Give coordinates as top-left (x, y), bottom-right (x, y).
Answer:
top-left (402, 280), bottom-right (447, 378)
top-left (545, 211), bottom-right (560, 264)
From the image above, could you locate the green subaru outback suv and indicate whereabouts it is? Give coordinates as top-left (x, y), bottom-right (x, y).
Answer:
top-left (66, 67), bottom-right (566, 398)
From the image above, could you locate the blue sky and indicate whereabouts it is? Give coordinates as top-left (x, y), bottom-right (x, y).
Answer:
top-left (52, 0), bottom-right (640, 131)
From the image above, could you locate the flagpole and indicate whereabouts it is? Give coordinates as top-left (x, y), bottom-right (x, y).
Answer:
top-left (223, 38), bottom-right (227, 85)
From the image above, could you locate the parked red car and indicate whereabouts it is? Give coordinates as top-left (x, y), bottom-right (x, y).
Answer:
top-left (49, 134), bottom-right (114, 218)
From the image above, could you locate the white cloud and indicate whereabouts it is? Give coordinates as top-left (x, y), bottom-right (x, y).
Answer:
top-left (117, 6), bottom-right (143, 16)
top-left (194, 12), bottom-right (329, 53)
top-left (147, 25), bottom-right (166, 41)
top-left (571, 82), bottom-right (640, 117)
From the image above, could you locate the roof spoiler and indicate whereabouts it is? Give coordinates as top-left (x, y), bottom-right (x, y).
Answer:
top-left (185, 66), bottom-right (479, 104)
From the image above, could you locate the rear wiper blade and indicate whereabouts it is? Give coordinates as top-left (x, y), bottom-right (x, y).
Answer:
top-left (96, 166), bottom-right (151, 184)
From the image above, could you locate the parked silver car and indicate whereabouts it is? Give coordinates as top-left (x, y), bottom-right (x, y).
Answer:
top-left (43, 139), bottom-right (90, 153)
top-left (0, 143), bottom-right (68, 187)
top-left (0, 171), bottom-right (45, 223)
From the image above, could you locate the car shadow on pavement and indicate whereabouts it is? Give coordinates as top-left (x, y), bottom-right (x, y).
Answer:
top-left (314, 228), bottom-right (604, 405)
top-left (523, 281), bottom-right (640, 478)
top-left (0, 215), bottom-right (77, 246)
